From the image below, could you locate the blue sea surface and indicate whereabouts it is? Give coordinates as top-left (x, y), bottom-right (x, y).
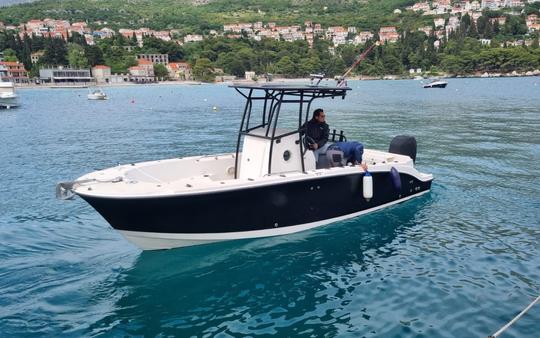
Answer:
top-left (0, 78), bottom-right (539, 337)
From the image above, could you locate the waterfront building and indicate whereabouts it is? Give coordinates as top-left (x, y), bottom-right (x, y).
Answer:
top-left (129, 59), bottom-right (155, 83)
top-left (109, 74), bottom-right (129, 84)
top-left (91, 65), bottom-right (111, 84)
top-left (244, 71), bottom-right (256, 80)
top-left (39, 67), bottom-right (92, 84)
top-left (0, 61), bottom-right (29, 83)
top-left (167, 62), bottom-right (192, 80)
top-left (138, 54), bottom-right (169, 65)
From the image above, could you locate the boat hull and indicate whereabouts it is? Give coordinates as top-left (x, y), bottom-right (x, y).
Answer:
top-left (80, 171), bottom-right (432, 250)
top-left (0, 94), bottom-right (19, 108)
top-left (423, 83), bottom-right (447, 88)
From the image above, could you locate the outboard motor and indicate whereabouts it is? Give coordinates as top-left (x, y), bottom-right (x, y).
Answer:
top-left (389, 135), bottom-right (417, 163)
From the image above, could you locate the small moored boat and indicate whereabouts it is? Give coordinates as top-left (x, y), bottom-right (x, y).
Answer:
top-left (0, 80), bottom-right (19, 108)
top-left (87, 88), bottom-right (108, 100)
top-left (423, 80), bottom-right (448, 88)
top-left (58, 83), bottom-right (433, 250)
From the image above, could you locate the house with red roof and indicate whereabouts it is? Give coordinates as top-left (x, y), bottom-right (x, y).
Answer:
top-left (167, 61), bottom-right (192, 80)
top-left (129, 59), bottom-right (155, 83)
top-left (379, 26), bottom-right (399, 43)
top-left (0, 61), bottom-right (29, 83)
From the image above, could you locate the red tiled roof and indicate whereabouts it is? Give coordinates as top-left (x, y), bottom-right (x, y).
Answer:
top-left (0, 61), bottom-right (23, 66)
top-left (93, 65), bottom-right (111, 69)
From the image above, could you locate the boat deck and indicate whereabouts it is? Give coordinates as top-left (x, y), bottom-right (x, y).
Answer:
top-left (72, 150), bottom-right (432, 198)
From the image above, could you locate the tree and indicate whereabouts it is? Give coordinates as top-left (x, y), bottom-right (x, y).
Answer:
top-left (441, 54), bottom-right (463, 74)
top-left (68, 43), bottom-right (89, 68)
top-left (2, 48), bottom-right (18, 61)
top-left (532, 36), bottom-right (539, 49)
top-left (154, 63), bottom-right (169, 79)
top-left (192, 58), bottom-right (214, 82)
top-left (274, 56), bottom-right (296, 77)
top-left (42, 38), bottom-right (68, 66)
top-left (84, 45), bottom-right (105, 66)
top-left (299, 56), bottom-right (321, 76)
top-left (68, 32), bottom-right (87, 46)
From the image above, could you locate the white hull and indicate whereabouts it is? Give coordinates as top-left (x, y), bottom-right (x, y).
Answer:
top-left (0, 93), bottom-right (17, 99)
top-left (88, 95), bottom-right (108, 100)
top-left (0, 82), bottom-right (18, 107)
top-left (118, 190), bottom-right (429, 250)
top-left (0, 97), bottom-right (19, 108)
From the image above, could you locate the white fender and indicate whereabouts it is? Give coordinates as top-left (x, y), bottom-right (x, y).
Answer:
top-left (363, 171), bottom-right (373, 201)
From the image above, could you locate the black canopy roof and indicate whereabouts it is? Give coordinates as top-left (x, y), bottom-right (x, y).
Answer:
top-left (230, 83), bottom-right (351, 100)
top-left (230, 83), bottom-right (351, 92)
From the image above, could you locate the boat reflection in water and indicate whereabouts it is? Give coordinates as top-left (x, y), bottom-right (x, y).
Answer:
top-left (86, 195), bottom-right (432, 336)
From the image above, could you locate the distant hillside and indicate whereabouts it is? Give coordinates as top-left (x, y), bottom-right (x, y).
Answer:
top-left (0, 0), bottom-right (416, 32)
top-left (0, 0), bottom-right (38, 7)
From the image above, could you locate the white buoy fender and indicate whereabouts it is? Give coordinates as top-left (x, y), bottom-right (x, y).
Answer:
top-left (363, 171), bottom-right (373, 200)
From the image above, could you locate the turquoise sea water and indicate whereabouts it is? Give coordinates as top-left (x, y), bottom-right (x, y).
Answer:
top-left (0, 78), bottom-right (539, 337)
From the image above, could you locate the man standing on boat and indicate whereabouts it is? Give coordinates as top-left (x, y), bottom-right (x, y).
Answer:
top-left (303, 108), bottom-right (330, 161)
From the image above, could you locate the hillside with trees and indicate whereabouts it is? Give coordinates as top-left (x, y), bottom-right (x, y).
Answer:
top-left (1, 0), bottom-right (539, 81)
top-left (0, 0), bottom-right (413, 33)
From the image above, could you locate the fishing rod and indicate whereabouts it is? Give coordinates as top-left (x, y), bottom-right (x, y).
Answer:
top-left (336, 41), bottom-right (379, 87)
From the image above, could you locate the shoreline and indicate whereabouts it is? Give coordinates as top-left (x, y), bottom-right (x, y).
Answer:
top-left (13, 72), bottom-right (540, 89)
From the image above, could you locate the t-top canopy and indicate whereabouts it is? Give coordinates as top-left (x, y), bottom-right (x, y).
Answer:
top-left (230, 83), bottom-right (351, 90)
top-left (229, 83), bottom-right (351, 97)
top-left (230, 83), bottom-right (351, 178)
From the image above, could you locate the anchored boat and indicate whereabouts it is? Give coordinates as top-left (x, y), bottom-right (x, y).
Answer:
top-left (0, 80), bottom-right (19, 109)
top-left (57, 84), bottom-right (433, 250)
top-left (87, 88), bottom-right (108, 100)
top-left (423, 80), bottom-right (448, 88)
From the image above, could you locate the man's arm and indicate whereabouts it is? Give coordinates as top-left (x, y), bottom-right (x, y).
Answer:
top-left (317, 123), bottom-right (330, 148)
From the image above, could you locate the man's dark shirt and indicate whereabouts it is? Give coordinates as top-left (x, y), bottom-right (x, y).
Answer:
top-left (303, 119), bottom-right (329, 148)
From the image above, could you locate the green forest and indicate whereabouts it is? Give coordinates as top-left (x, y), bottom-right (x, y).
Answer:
top-left (0, 0), bottom-right (415, 33)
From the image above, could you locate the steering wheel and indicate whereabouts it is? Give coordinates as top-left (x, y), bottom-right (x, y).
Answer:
top-left (302, 135), bottom-right (316, 155)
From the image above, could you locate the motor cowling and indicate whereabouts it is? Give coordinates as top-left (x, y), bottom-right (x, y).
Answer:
top-left (389, 135), bottom-right (417, 163)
